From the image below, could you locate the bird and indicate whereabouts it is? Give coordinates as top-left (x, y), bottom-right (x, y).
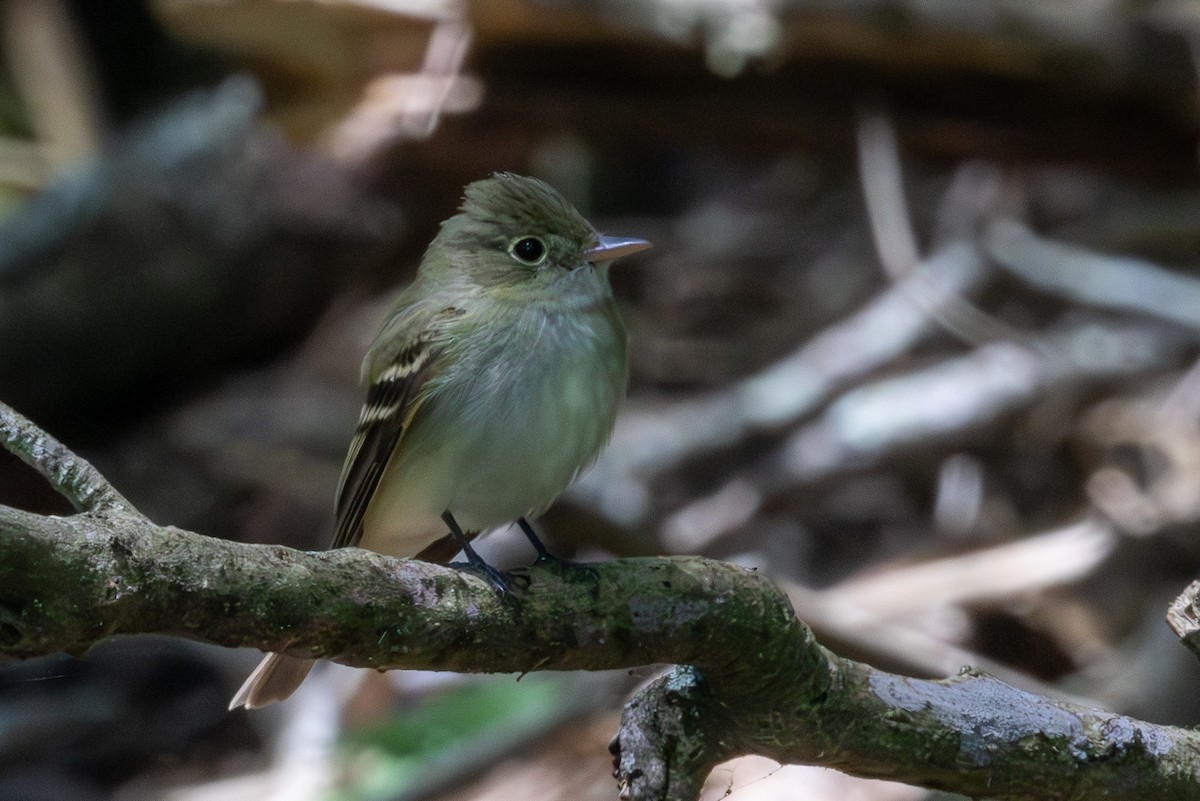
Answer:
top-left (230, 172), bottom-right (651, 708)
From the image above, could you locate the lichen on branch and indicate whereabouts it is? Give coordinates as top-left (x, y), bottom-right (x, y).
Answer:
top-left (3, 399), bottom-right (1200, 801)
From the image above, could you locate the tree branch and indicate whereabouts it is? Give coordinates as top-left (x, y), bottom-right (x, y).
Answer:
top-left (0, 401), bottom-right (132, 515)
top-left (1167, 581), bottom-right (1200, 664)
top-left (3, 399), bottom-right (1200, 801)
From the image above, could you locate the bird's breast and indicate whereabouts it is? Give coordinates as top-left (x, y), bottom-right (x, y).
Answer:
top-left (409, 301), bottom-right (627, 532)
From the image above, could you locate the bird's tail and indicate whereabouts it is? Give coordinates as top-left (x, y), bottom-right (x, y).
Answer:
top-left (229, 652), bottom-right (316, 710)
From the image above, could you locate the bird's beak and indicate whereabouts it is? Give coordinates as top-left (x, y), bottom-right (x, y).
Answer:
top-left (587, 235), bottom-right (652, 264)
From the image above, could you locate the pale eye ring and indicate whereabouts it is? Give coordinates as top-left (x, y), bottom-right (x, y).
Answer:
top-left (508, 236), bottom-right (548, 265)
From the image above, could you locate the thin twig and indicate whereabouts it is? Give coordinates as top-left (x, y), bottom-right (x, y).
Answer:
top-left (0, 399), bottom-right (132, 515)
top-left (986, 217), bottom-right (1200, 332)
top-left (0, 0), bottom-right (103, 168)
top-left (856, 109), bottom-right (1034, 350)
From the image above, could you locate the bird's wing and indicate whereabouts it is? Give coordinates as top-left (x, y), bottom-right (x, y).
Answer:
top-left (329, 322), bottom-right (445, 551)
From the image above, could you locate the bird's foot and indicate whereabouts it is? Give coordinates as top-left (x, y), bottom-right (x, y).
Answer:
top-left (442, 509), bottom-right (512, 594)
top-left (516, 517), bottom-right (599, 578)
top-left (447, 557), bottom-right (512, 594)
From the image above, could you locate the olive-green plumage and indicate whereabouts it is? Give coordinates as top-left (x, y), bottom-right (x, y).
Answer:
top-left (231, 173), bottom-right (651, 709)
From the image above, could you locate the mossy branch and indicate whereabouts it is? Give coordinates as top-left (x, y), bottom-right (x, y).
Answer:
top-left (2, 399), bottom-right (1200, 801)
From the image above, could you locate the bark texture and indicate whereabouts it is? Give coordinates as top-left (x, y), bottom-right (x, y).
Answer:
top-left (4, 400), bottom-right (1200, 801)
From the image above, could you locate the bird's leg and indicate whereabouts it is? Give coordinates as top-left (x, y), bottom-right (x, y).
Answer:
top-left (518, 517), bottom-right (597, 577)
top-left (517, 517), bottom-right (557, 562)
top-left (442, 510), bottom-right (510, 594)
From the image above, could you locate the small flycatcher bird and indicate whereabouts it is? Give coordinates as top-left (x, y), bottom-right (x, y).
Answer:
top-left (230, 173), bottom-right (651, 709)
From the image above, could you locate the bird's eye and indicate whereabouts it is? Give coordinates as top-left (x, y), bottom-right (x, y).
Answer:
top-left (508, 236), bottom-right (547, 265)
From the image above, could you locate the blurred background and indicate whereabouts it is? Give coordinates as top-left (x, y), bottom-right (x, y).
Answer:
top-left (4, 0), bottom-right (1200, 799)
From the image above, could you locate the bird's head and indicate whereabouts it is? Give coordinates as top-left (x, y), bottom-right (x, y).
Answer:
top-left (425, 173), bottom-right (650, 306)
